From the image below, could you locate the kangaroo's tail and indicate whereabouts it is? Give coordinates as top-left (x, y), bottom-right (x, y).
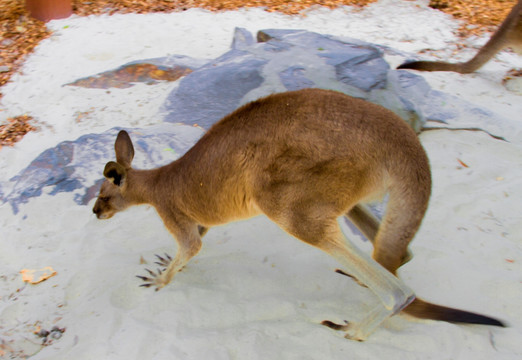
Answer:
top-left (403, 298), bottom-right (505, 327)
top-left (397, 1), bottom-right (517, 75)
top-left (397, 60), bottom-right (467, 73)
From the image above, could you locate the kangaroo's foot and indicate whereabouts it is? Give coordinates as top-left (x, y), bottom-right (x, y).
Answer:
top-left (322, 293), bottom-right (415, 341)
top-left (321, 320), bottom-right (362, 340)
top-left (321, 319), bottom-right (367, 341)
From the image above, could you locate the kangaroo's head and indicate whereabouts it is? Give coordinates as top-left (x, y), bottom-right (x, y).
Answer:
top-left (93, 130), bottom-right (135, 219)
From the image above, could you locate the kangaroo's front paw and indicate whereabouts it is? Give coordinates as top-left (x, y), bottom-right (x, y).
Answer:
top-left (154, 253), bottom-right (172, 269)
top-left (136, 268), bottom-right (169, 291)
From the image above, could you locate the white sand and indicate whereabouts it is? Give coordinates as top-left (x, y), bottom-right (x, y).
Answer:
top-left (0, 0), bottom-right (521, 358)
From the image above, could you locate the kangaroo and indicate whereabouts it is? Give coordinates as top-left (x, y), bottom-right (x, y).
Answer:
top-left (93, 88), bottom-right (504, 340)
top-left (398, 0), bottom-right (522, 73)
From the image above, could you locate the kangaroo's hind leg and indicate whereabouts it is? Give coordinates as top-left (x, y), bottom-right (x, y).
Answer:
top-left (267, 207), bottom-right (414, 341)
top-left (346, 204), bottom-right (413, 266)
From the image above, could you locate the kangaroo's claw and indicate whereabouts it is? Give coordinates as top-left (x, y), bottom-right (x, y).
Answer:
top-left (145, 268), bottom-right (156, 277)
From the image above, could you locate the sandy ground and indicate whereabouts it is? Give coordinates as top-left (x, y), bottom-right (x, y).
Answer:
top-left (0, 0), bottom-right (521, 358)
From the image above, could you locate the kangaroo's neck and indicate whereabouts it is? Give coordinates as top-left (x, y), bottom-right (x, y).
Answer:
top-left (125, 161), bottom-right (198, 212)
top-left (125, 167), bottom-right (170, 206)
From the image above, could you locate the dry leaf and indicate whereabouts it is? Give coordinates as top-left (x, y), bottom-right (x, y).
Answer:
top-left (457, 158), bottom-right (469, 168)
top-left (20, 266), bottom-right (57, 284)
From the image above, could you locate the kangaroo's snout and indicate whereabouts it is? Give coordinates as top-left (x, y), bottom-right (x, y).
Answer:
top-left (92, 200), bottom-right (109, 219)
top-left (92, 203), bottom-right (101, 218)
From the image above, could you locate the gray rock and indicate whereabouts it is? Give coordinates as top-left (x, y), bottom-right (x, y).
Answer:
top-left (162, 50), bottom-right (266, 128)
top-left (162, 28), bottom-right (425, 130)
top-left (279, 66), bottom-right (315, 91)
top-left (125, 54), bottom-right (210, 70)
top-left (231, 27), bottom-right (255, 50)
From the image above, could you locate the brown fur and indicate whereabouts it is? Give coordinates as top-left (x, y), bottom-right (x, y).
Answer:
top-left (398, 0), bottom-right (522, 73)
top-left (93, 88), bottom-right (504, 340)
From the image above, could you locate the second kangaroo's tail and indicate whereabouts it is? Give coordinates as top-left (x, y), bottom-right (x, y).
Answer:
top-left (397, 60), bottom-right (467, 73)
top-left (397, 1), bottom-right (517, 75)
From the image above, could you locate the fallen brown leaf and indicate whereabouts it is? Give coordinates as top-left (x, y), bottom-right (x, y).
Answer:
top-left (457, 158), bottom-right (469, 168)
top-left (20, 267), bottom-right (57, 284)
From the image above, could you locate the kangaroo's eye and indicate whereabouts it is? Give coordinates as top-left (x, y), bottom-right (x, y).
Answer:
top-left (99, 196), bottom-right (110, 202)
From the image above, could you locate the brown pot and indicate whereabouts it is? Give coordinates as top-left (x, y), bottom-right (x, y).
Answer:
top-left (25, 0), bottom-right (73, 22)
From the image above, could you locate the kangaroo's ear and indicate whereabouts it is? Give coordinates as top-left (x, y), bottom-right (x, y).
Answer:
top-left (103, 161), bottom-right (127, 187)
top-left (115, 130), bottom-right (134, 169)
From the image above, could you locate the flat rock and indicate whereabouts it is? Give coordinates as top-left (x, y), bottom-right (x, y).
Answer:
top-left (65, 55), bottom-right (208, 89)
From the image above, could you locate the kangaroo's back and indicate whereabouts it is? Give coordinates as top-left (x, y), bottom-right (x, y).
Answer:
top-left (177, 89), bottom-right (429, 224)
top-left (188, 89), bottom-right (425, 182)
